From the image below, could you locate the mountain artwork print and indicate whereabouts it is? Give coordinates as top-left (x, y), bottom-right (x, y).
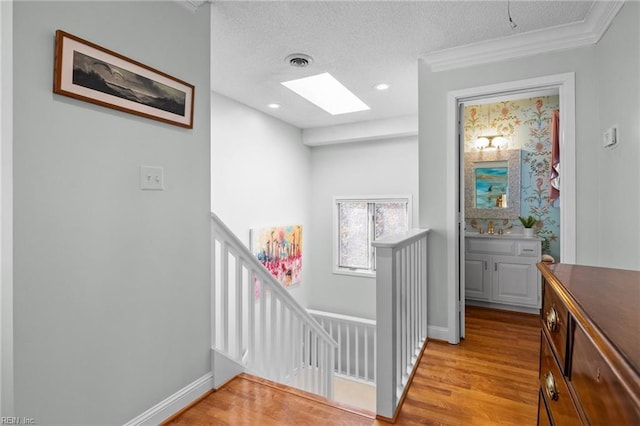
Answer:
top-left (53, 30), bottom-right (194, 128)
top-left (72, 51), bottom-right (186, 116)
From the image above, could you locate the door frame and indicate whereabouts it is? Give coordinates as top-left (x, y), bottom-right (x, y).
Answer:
top-left (446, 73), bottom-right (576, 344)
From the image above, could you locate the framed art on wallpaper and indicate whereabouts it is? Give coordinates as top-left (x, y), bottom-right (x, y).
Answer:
top-left (53, 30), bottom-right (194, 128)
top-left (250, 225), bottom-right (303, 288)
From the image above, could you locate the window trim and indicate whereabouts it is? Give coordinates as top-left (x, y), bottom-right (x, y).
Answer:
top-left (333, 195), bottom-right (413, 278)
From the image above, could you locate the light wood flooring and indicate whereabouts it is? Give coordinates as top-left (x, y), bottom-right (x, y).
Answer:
top-left (163, 306), bottom-right (540, 425)
top-left (334, 376), bottom-right (376, 413)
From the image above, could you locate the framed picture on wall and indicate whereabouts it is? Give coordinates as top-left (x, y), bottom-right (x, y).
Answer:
top-left (250, 225), bottom-right (303, 289)
top-left (53, 30), bottom-right (194, 128)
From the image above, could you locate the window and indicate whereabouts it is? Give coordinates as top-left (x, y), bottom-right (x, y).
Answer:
top-left (334, 196), bottom-right (411, 277)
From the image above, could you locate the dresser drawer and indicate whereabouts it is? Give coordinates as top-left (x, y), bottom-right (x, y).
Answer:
top-left (516, 241), bottom-right (539, 257)
top-left (539, 332), bottom-right (582, 425)
top-left (542, 280), bottom-right (570, 372)
top-left (466, 238), bottom-right (515, 255)
top-left (571, 324), bottom-right (640, 425)
top-left (538, 391), bottom-right (552, 426)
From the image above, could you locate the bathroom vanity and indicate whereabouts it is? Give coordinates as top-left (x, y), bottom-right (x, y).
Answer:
top-left (464, 234), bottom-right (542, 313)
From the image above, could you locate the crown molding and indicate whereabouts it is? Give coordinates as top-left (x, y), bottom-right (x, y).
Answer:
top-left (422, 1), bottom-right (624, 72)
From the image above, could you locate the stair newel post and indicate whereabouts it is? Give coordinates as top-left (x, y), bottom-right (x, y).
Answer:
top-left (375, 243), bottom-right (397, 419)
top-left (373, 229), bottom-right (430, 421)
top-left (327, 342), bottom-right (335, 399)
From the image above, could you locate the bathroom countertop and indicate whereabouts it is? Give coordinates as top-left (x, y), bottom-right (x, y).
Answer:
top-left (465, 232), bottom-right (544, 241)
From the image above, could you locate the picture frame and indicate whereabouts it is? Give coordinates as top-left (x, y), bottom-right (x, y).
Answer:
top-left (53, 30), bottom-right (194, 129)
top-left (250, 225), bottom-right (303, 289)
top-left (464, 149), bottom-right (521, 220)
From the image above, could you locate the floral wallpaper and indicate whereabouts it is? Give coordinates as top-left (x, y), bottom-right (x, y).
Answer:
top-left (464, 96), bottom-right (560, 261)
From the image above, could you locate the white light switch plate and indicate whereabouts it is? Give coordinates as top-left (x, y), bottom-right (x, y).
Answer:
top-left (140, 166), bottom-right (164, 190)
top-left (603, 125), bottom-right (618, 148)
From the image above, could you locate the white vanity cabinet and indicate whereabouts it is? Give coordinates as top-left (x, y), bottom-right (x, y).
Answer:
top-left (464, 252), bottom-right (491, 301)
top-left (464, 235), bottom-right (542, 311)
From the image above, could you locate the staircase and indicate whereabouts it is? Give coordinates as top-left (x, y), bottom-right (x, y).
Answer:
top-left (210, 212), bottom-right (430, 420)
top-left (210, 213), bottom-right (337, 398)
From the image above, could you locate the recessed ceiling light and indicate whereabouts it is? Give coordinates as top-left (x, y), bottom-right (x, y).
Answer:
top-left (267, 103), bottom-right (281, 109)
top-left (374, 83), bottom-right (390, 91)
top-left (281, 72), bottom-right (370, 115)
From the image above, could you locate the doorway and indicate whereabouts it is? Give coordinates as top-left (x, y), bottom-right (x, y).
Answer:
top-left (446, 73), bottom-right (577, 344)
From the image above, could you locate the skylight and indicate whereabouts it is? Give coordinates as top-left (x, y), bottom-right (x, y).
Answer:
top-left (281, 72), bottom-right (370, 115)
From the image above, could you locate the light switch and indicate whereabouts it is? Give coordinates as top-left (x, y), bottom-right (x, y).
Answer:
top-left (140, 166), bottom-right (164, 190)
top-left (603, 125), bottom-right (618, 148)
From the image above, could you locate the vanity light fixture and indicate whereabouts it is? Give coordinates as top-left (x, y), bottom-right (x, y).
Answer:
top-left (475, 135), bottom-right (509, 150)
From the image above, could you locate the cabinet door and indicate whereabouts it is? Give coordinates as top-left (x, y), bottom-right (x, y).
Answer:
top-left (492, 256), bottom-right (538, 307)
top-left (464, 253), bottom-right (491, 301)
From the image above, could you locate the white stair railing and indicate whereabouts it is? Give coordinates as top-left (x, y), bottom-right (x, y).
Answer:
top-left (373, 228), bottom-right (429, 420)
top-left (308, 309), bottom-right (376, 384)
top-left (210, 213), bottom-right (337, 399)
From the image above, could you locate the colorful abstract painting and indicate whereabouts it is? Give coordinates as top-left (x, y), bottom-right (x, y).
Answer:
top-left (250, 225), bottom-right (303, 288)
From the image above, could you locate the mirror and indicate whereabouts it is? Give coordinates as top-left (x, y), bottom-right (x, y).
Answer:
top-left (465, 149), bottom-right (520, 219)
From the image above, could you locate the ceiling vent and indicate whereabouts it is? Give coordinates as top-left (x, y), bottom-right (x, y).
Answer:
top-left (285, 54), bottom-right (313, 68)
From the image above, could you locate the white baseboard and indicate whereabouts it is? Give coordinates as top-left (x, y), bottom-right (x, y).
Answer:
top-left (466, 299), bottom-right (540, 315)
top-left (427, 325), bottom-right (449, 342)
top-left (211, 348), bottom-right (246, 389)
top-left (124, 372), bottom-right (213, 426)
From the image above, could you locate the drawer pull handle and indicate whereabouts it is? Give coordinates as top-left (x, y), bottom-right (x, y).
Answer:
top-left (546, 307), bottom-right (559, 332)
top-left (522, 249), bottom-right (534, 252)
top-left (544, 371), bottom-right (559, 401)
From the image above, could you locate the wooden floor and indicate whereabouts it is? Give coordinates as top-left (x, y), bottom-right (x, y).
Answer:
top-left (163, 306), bottom-right (540, 425)
top-left (162, 373), bottom-right (375, 426)
top-left (394, 306), bottom-right (540, 425)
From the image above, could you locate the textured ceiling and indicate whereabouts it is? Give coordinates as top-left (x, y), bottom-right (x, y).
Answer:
top-left (211, 1), bottom-right (596, 129)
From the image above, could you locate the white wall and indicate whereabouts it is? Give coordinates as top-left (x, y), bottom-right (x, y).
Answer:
top-left (211, 92), bottom-right (311, 306)
top-left (419, 2), bottom-right (639, 330)
top-left (595, 2), bottom-right (640, 269)
top-left (308, 137), bottom-right (419, 319)
top-left (0, 0), bottom-right (14, 416)
top-left (13, 2), bottom-right (211, 424)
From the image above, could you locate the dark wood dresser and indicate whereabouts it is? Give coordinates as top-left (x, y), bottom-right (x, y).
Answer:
top-left (537, 263), bottom-right (640, 425)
